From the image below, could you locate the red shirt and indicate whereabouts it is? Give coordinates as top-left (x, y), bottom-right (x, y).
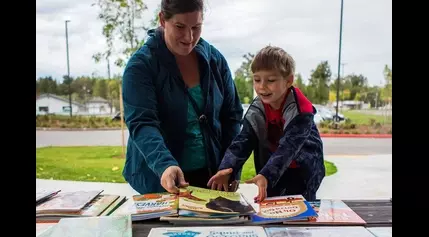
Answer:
top-left (262, 91), bottom-right (298, 168)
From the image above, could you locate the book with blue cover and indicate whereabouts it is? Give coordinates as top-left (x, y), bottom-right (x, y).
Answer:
top-left (251, 195), bottom-right (318, 224)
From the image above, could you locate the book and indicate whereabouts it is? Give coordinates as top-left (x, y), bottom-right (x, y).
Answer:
top-left (36, 190), bottom-right (103, 214)
top-left (251, 195), bottom-right (318, 224)
top-left (99, 195), bottom-right (127, 216)
top-left (265, 226), bottom-right (375, 237)
top-left (36, 189), bottom-right (61, 205)
top-left (178, 186), bottom-right (255, 216)
top-left (37, 215), bottom-right (132, 237)
top-left (148, 226), bottom-right (268, 237)
top-left (111, 186), bottom-right (255, 222)
top-left (36, 194), bottom-right (120, 222)
top-left (111, 192), bottom-right (178, 221)
top-left (36, 223), bottom-right (57, 236)
top-left (283, 199), bottom-right (366, 225)
top-left (367, 227), bottom-right (392, 237)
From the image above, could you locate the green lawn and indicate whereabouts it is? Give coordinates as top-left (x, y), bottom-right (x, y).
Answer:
top-left (342, 110), bottom-right (392, 125)
top-left (36, 146), bottom-right (337, 183)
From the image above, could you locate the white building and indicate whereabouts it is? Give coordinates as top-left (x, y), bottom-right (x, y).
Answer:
top-left (36, 93), bottom-right (84, 115)
top-left (85, 97), bottom-right (115, 115)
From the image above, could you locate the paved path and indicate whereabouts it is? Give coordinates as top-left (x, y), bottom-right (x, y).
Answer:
top-left (36, 130), bottom-right (392, 155)
top-left (36, 154), bottom-right (392, 202)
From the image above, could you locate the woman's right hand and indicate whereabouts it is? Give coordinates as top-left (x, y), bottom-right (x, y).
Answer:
top-left (207, 168), bottom-right (233, 191)
top-left (160, 166), bottom-right (189, 194)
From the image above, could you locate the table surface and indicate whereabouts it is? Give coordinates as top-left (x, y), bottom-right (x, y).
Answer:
top-left (132, 199), bottom-right (392, 237)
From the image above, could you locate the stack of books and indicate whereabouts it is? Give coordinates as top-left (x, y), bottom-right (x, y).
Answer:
top-left (36, 189), bottom-right (126, 223)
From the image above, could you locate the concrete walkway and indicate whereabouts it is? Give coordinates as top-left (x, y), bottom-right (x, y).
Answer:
top-left (36, 154), bottom-right (392, 203)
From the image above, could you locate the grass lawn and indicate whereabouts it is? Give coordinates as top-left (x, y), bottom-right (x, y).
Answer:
top-left (342, 110), bottom-right (392, 125)
top-left (36, 146), bottom-right (337, 183)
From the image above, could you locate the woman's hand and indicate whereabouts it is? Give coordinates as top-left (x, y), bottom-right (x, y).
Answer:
top-left (207, 168), bottom-right (233, 191)
top-left (160, 166), bottom-right (189, 194)
top-left (245, 174), bottom-right (268, 203)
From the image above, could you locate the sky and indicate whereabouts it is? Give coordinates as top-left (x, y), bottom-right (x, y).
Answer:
top-left (36, 0), bottom-right (392, 86)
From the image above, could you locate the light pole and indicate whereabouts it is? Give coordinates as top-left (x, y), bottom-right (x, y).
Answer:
top-left (335, 0), bottom-right (344, 123)
top-left (65, 20), bottom-right (72, 117)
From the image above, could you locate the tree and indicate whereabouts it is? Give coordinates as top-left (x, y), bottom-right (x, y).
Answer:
top-left (92, 0), bottom-right (149, 68)
top-left (381, 65), bottom-right (392, 105)
top-left (234, 52), bottom-right (255, 102)
top-left (308, 61), bottom-right (332, 104)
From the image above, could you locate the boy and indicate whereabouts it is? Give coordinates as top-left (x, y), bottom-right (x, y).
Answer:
top-left (207, 46), bottom-right (325, 202)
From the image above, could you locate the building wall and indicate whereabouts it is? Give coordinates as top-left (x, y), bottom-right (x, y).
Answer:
top-left (86, 102), bottom-right (114, 115)
top-left (36, 97), bottom-right (80, 115)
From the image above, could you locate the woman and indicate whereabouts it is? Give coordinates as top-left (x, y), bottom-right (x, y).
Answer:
top-left (122, 0), bottom-right (243, 195)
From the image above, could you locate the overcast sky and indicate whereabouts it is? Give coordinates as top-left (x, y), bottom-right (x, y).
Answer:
top-left (36, 0), bottom-right (392, 86)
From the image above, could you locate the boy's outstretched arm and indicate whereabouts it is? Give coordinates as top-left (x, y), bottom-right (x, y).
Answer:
top-left (217, 119), bottom-right (257, 179)
top-left (258, 113), bottom-right (315, 189)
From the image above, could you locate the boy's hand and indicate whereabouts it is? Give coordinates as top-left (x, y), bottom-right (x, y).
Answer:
top-left (161, 166), bottom-right (189, 194)
top-left (245, 174), bottom-right (268, 203)
top-left (207, 168), bottom-right (233, 191)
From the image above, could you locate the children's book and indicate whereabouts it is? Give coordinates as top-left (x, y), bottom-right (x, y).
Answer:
top-left (36, 190), bottom-right (103, 214)
top-left (265, 226), bottom-right (375, 237)
top-left (36, 194), bottom-right (120, 221)
top-left (178, 186), bottom-right (255, 216)
top-left (37, 215), bottom-right (132, 237)
top-left (111, 192), bottom-right (178, 221)
top-left (251, 195), bottom-right (318, 224)
top-left (148, 226), bottom-right (267, 237)
top-left (367, 227), bottom-right (392, 237)
top-left (283, 199), bottom-right (366, 225)
top-left (111, 186), bottom-right (255, 222)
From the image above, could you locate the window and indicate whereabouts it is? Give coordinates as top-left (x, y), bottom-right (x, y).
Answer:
top-left (62, 106), bottom-right (71, 112)
top-left (39, 106), bottom-right (48, 112)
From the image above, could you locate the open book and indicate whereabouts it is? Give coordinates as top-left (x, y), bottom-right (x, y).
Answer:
top-left (112, 186), bottom-right (255, 222)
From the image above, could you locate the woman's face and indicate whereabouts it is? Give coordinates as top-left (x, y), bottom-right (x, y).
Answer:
top-left (160, 11), bottom-right (203, 56)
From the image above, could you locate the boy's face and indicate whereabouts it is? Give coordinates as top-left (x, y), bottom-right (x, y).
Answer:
top-left (253, 70), bottom-right (293, 109)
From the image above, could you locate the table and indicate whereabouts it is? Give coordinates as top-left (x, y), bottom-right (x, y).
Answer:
top-left (132, 199), bottom-right (392, 237)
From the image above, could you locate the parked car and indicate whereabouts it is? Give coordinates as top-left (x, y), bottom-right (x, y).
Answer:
top-left (313, 104), bottom-right (345, 122)
top-left (112, 112), bottom-right (121, 121)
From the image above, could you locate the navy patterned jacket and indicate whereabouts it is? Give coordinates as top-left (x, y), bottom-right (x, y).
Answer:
top-left (218, 86), bottom-right (325, 201)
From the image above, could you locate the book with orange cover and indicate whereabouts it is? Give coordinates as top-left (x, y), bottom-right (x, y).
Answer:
top-left (251, 195), bottom-right (318, 224)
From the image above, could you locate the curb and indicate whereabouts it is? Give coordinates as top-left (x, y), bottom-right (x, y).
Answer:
top-left (320, 134), bottom-right (392, 138)
top-left (37, 128), bottom-right (392, 138)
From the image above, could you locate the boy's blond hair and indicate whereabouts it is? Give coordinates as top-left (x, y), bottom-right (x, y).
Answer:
top-left (251, 46), bottom-right (296, 78)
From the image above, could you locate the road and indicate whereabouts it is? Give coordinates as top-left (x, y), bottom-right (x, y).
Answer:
top-left (36, 130), bottom-right (392, 155)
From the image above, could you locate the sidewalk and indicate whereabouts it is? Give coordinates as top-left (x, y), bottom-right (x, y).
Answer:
top-left (36, 154), bottom-right (392, 202)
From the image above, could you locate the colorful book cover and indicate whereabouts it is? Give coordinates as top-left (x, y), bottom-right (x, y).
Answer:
top-left (111, 192), bottom-right (178, 221)
top-left (265, 227), bottom-right (375, 237)
top-left (36, 190), bottom-right (103, 213)
top-left (251, 195), bottom-right (318, 224)
top-left (178, 186), bottom-right (255, 215)
top-left (37, 215), bottom-right (132, 237)
top-left (367, 227), bottom-right (392, 237)
top-left (283, 199), bottom-right (366, 225)
top-left (148, 226), bottom-right (267, 237)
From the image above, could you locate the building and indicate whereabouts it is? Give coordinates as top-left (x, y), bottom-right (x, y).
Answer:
top-left (85, 97), bottom-right (115, 115)
top-left (36, 93), bottom-right (84, 115)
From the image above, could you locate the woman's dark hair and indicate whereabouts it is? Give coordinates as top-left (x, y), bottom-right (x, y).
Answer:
top-left (161, 0), bottom-right (204, 20)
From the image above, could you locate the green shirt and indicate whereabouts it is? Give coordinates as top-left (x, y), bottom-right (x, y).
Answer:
top-left (180, 85), bottom-right (207, 172)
